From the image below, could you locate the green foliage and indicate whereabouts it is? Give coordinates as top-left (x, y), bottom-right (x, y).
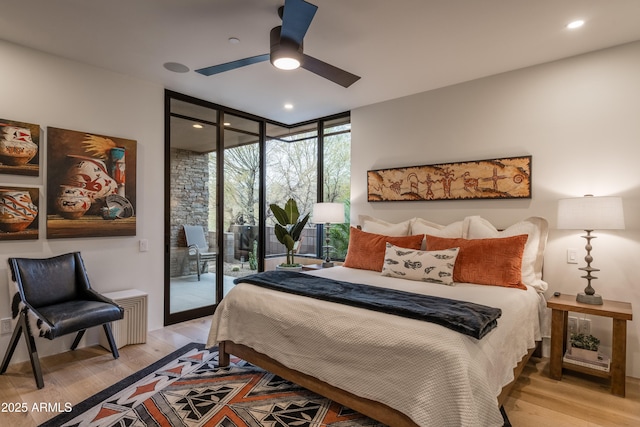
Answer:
top-left (570, 333), bottom-right (600, 351)
top-left (210, 120), bottom-right (351, 262)
top-left (269, 198), bottom-right (310, 265)
top-left (328, 222), bottom-right (350, 259)
top-left (265, 135), bottom-right (317, 225)
top-left (326, 200), bottom-right (351, 259)
top-left (249, 240), bottom-right (258, 270)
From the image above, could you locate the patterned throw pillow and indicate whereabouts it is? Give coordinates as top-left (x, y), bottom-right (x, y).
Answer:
top-left (381, 243), bottom-right (460, 285)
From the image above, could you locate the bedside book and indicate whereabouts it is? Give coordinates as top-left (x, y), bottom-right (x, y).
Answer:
top-left (563, 350), bottom-right (610, 372)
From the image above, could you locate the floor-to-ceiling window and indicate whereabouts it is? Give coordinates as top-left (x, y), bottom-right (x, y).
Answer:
top-left (322, 117), bottom-right (351, 259)
top-left (165, 90), bottom-right (350, 324)
top-left (265, 122), bottom-right (318, 257)
top-left (263, 118), bottom-right (352, 261)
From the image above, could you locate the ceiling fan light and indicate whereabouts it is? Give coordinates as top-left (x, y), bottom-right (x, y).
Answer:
top-left (273, 56), bottom-right (300, 70)
top-left (270, 26), bottom-right (302, 71)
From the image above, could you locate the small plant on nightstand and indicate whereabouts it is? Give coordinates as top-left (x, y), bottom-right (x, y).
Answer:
top-left (570, 332), bottom-right (600, 361)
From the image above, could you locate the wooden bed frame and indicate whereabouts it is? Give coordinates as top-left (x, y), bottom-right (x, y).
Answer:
top-left (219, 339), bottom-right (540, 426)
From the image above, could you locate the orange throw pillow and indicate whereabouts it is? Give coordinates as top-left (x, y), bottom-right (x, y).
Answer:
top-left (344, 227), bottom-right (424, 272)
top-left (425, 234), bottom-right (528, 290)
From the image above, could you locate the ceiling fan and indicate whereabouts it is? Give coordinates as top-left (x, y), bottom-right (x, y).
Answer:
top-left (195, 0), bottom-right (361, 88)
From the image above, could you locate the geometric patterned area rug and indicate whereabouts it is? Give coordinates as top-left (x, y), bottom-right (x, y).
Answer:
top-left (39, 343), bottom-right (384, 427)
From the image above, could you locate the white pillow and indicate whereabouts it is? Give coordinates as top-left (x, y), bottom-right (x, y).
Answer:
top-left (410, 217), bottom-right (466, 237)
top-left (409, 217), bottom-right (468, 250)
top-left (358, 215), bottom-right (413, 236)
top-left (465, 216), bottom-right (549, 292)
top-left (381, 243), bottom-right (459, 286)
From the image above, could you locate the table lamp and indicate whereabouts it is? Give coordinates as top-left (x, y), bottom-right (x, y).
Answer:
top-left (312, 202), bottom-right (345, 267)
top-left (557, 195), bottom-right (625, 305)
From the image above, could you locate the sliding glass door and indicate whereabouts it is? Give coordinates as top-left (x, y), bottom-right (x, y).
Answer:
top-left (165, 94), bottom-right (220, 324)
top-left (222, 113), bottom-right (262, 281)
top-left (165, 92), bottom-right (264, 325)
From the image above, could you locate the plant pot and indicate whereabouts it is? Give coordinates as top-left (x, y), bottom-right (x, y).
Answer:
top-left (570, 347), bottom-right (599, 361)
top-left (276, 265), bottom-right (302, 272)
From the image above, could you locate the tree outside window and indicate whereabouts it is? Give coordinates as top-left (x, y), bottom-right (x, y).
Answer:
top-left (217, 117), bottom-right (351, 260)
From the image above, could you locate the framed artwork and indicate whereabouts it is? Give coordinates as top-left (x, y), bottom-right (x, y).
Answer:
top-left (0, 118), bottom-right (40, 176)
top-left (367, 155), bottom-right (532, 202)
top-left (0, 185), bottom-right (40, 241)
top-left (47, 127), bottom-right (137, 239)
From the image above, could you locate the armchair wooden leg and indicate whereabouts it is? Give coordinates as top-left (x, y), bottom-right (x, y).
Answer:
top-left (71, 330), bottom-right (86, 350)
top-left (102, 323), bottom-right (120, 359)
top-left (1, 315), bottom-right (23, 375)
top-left (25, 326), bottom-right (44, 389)
top-left (1, 312), bottom-right (44, 388)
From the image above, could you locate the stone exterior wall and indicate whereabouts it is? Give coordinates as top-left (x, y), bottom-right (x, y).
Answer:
top-left (169, 148), bottom-right (210, 276)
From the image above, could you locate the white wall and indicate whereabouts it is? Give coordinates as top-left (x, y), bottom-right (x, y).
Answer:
top-left (351, 41), bottom-right (640, 378)
top-left (0, 40), bottom-right (165, 362)
top-left (3, 36), bottom-right (638, 380)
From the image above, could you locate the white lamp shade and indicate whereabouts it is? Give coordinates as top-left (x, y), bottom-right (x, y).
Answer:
top-left (312, 203), bottom-right (344, 224)
top-left (557, 196), bottom-right (625, 230)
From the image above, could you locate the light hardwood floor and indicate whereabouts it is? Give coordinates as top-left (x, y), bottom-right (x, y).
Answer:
top-left (1, 317), bottom-right (638, 426)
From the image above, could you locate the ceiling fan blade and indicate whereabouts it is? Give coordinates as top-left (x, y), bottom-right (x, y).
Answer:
top-left (195, 54), bottom-right (270, 76)
top-left (281, 0), bottom-right (318, 46)
top-left (301, 54), bottom-right (361, 88)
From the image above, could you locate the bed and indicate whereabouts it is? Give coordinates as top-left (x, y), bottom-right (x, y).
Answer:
top-left (207, 215), bottom-right (549, 427)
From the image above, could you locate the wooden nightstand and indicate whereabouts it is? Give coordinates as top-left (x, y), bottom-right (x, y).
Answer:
top-left (547, 294), bottom-right (633, 396)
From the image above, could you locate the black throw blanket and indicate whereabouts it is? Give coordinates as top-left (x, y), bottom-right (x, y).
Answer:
top-left (234, 271), bottom-right (501, 339)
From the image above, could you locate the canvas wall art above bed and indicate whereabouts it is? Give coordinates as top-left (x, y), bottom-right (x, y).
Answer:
top-left (367, 155), bottom-right (532, 202)
top-left (208, 215), bottom-right (549, 427)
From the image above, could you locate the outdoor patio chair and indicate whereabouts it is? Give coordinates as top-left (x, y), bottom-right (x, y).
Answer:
top-left (1, 252), bottom-right (123, 388)
top-left (184, 225), bottom-right (217, 280)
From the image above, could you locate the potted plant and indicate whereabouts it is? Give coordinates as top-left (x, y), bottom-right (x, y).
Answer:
top-left (270, 198), bottom-right (310, 270)
top-left (569, 332), bottom-right (600, 361)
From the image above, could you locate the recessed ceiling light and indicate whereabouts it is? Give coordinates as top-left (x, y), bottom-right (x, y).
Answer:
top-left (223, 122), bottom-right (231, 126)
top-left (193, 124), bottom-right (203, 129)
top-left (228, 37), bottom-right (240, 44)
top-left (567, 20), bottom-right (585, 30)
top-left (163, 62), bottom-right (190, 73)
top-left (284, 103), bottom-right (294, 110)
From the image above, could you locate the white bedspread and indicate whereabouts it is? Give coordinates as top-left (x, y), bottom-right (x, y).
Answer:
top-left (207, 266), bottom-right (541, 427)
